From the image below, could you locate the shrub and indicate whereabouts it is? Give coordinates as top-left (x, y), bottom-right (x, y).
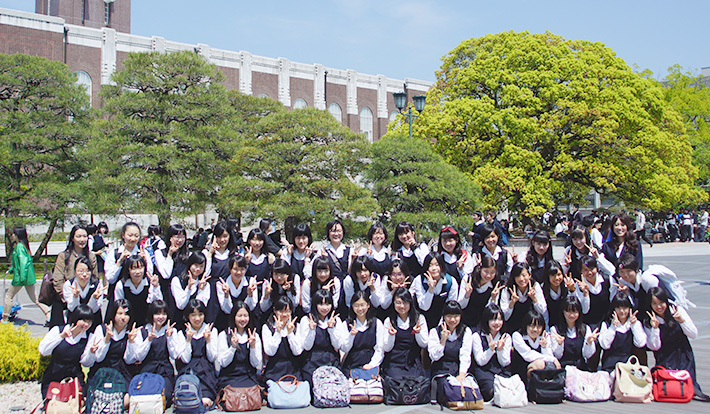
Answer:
top-left (0, 323), bottom-right (49, 383)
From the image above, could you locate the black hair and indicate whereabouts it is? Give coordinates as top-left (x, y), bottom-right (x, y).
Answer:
top-left (97, 222), bottom-right (109, 233)
top-left (68, 304), bottom-right (94, 325)
top-left (581, 255), bottom-right (597, 270)
top-left (479, 224), bottom-right (501, 249)
top-left (367, 221), bottom-right (388, 245)
top-left (440, 300), bottom-right (465, 337)
top-left (525, 230), bottom-right (553, 268)
top-left (120, 222), bottom-right (142, 244)
top-left (505, 262), bottom-right (532, 289)
top-left (480, 304), bottom-right (505, 335)
top-left (64, 224), bottom-right (90, 269)
top-left (557, 295), bottom-right (586, 339)
top-left (271, 258), bottom-right (296, 299)
top-left (608, 292), bottom-right (634, 323)
top-left (119, 254), bottom-right (147, 283)
top-left (180, 252), bottom-right (207, 285)
top-left (392, 221), bottom-right (416, 252)
top-left (73, 256), bottom-right (98, 285)
top-left (422, 252), bottom-right (447, 277)
top-left (267, 296), bottom-right (294, 332)
top-left (617, 253), bottom-right (639, 273)
top-left (246, 228), bottom-right (267, 255)
top-left (569, 226), bottom-right (591, 256)
top-left (291, 223), bottom-right (313, 246)
top-left (146, 300), bottom-right (169, 326)
top-left (147, 224), bottom-right (161, 238)
top-left (437, 226), bottom-right (463, 259)
top-left (542, 260), bottom-right (567, 299)
top-left (162, 224), bottom-right (189, 262)
top-left (228, 254), bottom-right (249, 270)
top-left (520, 309), bottom-right (545, 335)
top-left (259, 218), bottom-right (273, 232)
top-left (310, 289), bottom-right (334, 321)
top-left (346, 290), bottom-right (375, 328)
top-left (582, 214), bottom-right (596, 228)
top-left (387, 258), bottom-right (410, 278)
top-left (646, 287), bottom-right (676, 329)
top-left (212, 221), bottom-right (237, 252)
top-left (310, 256), bottom-right (335, 297)
top-left (350, 255), bottom-right (374, 282)
top-left (184, 298), bottom-right (207, 322)
top-left (85, 223), bottom-right (98, 236)
top-left (105, 298), bottom-right (132, 328)
top-left (472, 256), bottom-right (499, 289)
top-left (228, 300), bottom-right (254, 332)
top-left (608, 213), bottom-right (639, 256)
top-left (11, 226), bottom-right (31, 255)
top-left (388, 287), bottom-right (419, 329)
top-left (325, 219), bottom-right (345, 242)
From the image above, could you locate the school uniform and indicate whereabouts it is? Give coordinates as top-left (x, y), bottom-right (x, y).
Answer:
top-left (499, 283), bottom-right (547, 333)
top-left (526, 256), bottom-right (547, 284)
top-left (342, 274), bottom-right (383, 310)
top-left (324, 243), bottom-right (351, 282)
top-left (155, 249), bottom-right (187, 323)
top-left (598, 319), bottom-right (647, 372)
top-left (259, 275), bottom-right (302, 314)
top-left (441, 251), bottom-right (474, 284)
top-left (382, 314), bottom-right (428, 379)
top-left (300, 277), bottom-right (342, 314)
top-left (482, 246), bottom-right (513, 281)
top-left (50, 251), bottom-right (98, 328)
top-left (581, 274), bottom-right (612, 330)
top-left (510, 331), bottom-right (556, 384)
top-left (170, 276), bottom-right (210, 327)
top-left (396, 243), bottom-right (429, 278)
top-left (457, 277), bottom-right (496, 330)
top-left (262, 322), bottom-right (304, 382)
top-left (125, 324), bottom-right (180, 404)
top-left (411, 274), bottom-right (458, 329)
top-left (550, 325), bottom-right (595, 370)
top-left (428, 325), bottom-right (473, 399)
top-left (246, 253), bottom-right (271, 284)
top-left (338, 318), bottom-right (386, 373)
top-left (544, 287), bottom-right (568, 328)
top-left (114, 278), bottom-right (163, 327)
top-left (203, 248), bottom-right (234, 325)
top-left (215, 275), bottom-right (258, 331)
top-left (601, 241), bottom-right (644, 274)
top-left (63, 278), bottom-right (103, 328)
top-left (281, 250), bottom-right (313, 281)
top-left (176, 324), bottom-right (219, 401)
top-left (357, 246), bottom-right (392, 280)
top-left (82, 324), bottom-right (133, 384)
top-left (104, 245), bottom-right (154, 311)
top-left (298, 317), bottom-right (342, 383)
top-left (39, 326), bottom-right (89, 397)
top-left (217, 329), bottom-right (263, 389)
top-left (610, 272), bottom-right (659, 316)
top-left (472, 331), bottom-right (511, 401)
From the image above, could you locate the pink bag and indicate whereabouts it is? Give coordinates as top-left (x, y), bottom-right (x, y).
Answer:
top-left (564, 366), bottom-right (611, 402)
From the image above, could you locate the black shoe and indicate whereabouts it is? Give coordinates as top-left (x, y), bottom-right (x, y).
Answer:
top-left (43, 320), bottom-right (51, 328)
top-left (694, 392), bottom-right (710, 402)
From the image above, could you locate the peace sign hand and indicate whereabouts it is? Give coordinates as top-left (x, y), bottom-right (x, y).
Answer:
top-left (327, 312), bottom-right (339, 329)
top-left (612, 311), bottom-right (621, 327)
top-left (585, 243), bottom-right (599, 258)
top-left (464, 276), bottom-right (473, 297)
top-left (425, 272), bottom-right (437, 291)
top-left (72, 283), bottom-right (81, 298)
top-left (386, 319), bottom-right (397, 336)
top-left (219, 277), bottom-right (230, 297)
top-left (551, 331), bottom-right (565, 345)
top-left (647, 311), bottom-right (660, 329)
top-left (127, 323), bottom-right (140, 343)
top-left (564, 276), bottom-right (576, 293)
top-left (629, 310), bottom-right (639, 325)
top-left (147, 324), bottom-right (158, 341)
top-left (491, 281), bottom-right (503, 301)
top-left (92, 283), bottom-right (106, 300)
top-left (248, 328), bottom-right (258, 348)
top-left (228, 328), bottom-right (240, 348)
top-left (308, 314), bottom-right (317, 330)
top-left (499, 333), bottom-right (510, 350)
top-left (508, 287), bottom-right (519, 305)
top-left (203, 323), bottom-right (213, 342)
top-left (244, 246), bottom-right (253, 262)
top-left (412, 320), bottom-right (423, 334)
top-left (440, 323), bottom-right (451, 344)
top-left (148, 271), bottom-right (160, 288)
top-left (578, 278), bottom-right (589, 296)
top-left (60, 323), bottom-right (75, 339)
top-left (540, 332), bottom-right (549, 348)
top-left (487, 334), bottom-right (498, 351)
top-left (323, 278), bottom-right (335, 292)
top-left (527, 281), bottom-right (537, 302)
top-left (509, 246), bottom-right (518, 262)
top-left (670, 304), bottom-right (685, 323)
top-left (103, 322), bottom-right (114, 344)
top-left (612, 282), bottom-right (628, 293)
top-left (247, 278), bottom-right (261, 295)
top-left (587, 328), bottom-right (600, 344)
top-left (349, 322), bottom-right (358, 336)
top-left (367, 242), bottom-right (373, 256)
top-left (185, 323), bottom-right (196, 341)
top-left (367, 275), bottom-right (376, 290)
top-left (198, 274), bottom-right (211, 291)
top-left (286, 317), bottom-right (296, 334)
top-left (165, 321), bottom-right (176, 337)
top-left (264, 279), bottom-right (273, 296)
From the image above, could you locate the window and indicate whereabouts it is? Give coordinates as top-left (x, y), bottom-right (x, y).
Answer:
top-left (293, 98), bottom-right (307, 109)
top-left (328, 103), bottom-right (342, 123)
top-left (74, 71), bottom-right (92, 107)
top-left (258, 93), bottom-right (269, 99)
top-left (360, 107), bottom-right (373, 142)
top-left (104, 3), bottom-right (110, 26)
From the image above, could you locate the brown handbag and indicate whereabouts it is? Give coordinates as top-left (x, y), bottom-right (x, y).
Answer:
top-left (218, 385), bottom-right (262, 412)
top-left (38, 272), bottom-right (56, 306)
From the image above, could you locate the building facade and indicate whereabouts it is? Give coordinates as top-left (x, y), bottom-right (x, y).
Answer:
top-left (2, 1), bottom-right (432, 141)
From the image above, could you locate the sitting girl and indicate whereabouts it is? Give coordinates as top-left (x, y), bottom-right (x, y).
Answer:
top-left (217, 301), bottom-right (262, 391)
top-left (471, 304), bottom-right (512, 401)
top-left (339, 291), bottom-right (385, 374)
top-left (298, 289), bottom-right (342, 383)
top-left (382, 288), bottom-right (428, 379)
top-left (550, 296), bottom-right (598, 370)
top-left (598, 292), bottom-right (647, 372)
top-left (510, 310), bottom-right (559, 384)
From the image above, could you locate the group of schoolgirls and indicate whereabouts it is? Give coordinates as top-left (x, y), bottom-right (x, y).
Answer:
top-left (39, 213), bottom-right (707, 411)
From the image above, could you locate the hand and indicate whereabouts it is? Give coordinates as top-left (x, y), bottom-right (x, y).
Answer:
top-left (487, 334), bottom-right (498, 351)
top-left (563, 251), bottom-right (572, 266)
top-left (440, 323), bottom-right (451, 344)
top-left (612, 282), bottom-right (628, 293)
top-left (103, 322), bottom-right (114, 344)
top-left (264, 279), bottom-right (273, 296)
top-left (670, 304), bottom-right (685, 323)
top-left (457, 255), bottom-right (465, 269)
top-left (629, 310), bottom-right (639, 325)
top-left (118, 249), bottom-right (131, 264)
top-left (203, 323), bottom-right (213, 342)
top-left (60, 323), bottom-right (75, 339)
top-left (92, 283), bottom-right (106, 300)
top-left (248, 328), bottom-right (258, 348)
top-left (322, 278), bottom-right (335, 292)
top-left (527, 280), bottom-right (537, 302)
top-left (463, 276), bottom-right (474, 297)
top-left (366, 275), bottom-right (376, 290)
top-left (367, 242), bottom-right (373, 256)
top-left (139, 245), bottom-right (150, 263)
top-left (282, 278), bottom-right (292, 292)
top-left (165, 320), bottom-right (176, 337)
top-left (187, 276), bottom-right (197, 290)
top-left (552, 331), bottom-right (565, 346)
top-left (208, 238), bottom-right (218, 255)
top-left (148, 271), bottom-right (160, 288)
top-left (90, 341), bottom-right (100, 354)
top-left (585, 243), bottom-right (599, 258)
top-left (498, 333), bottom-right (509, 351)
top-left (286, 316), bottom-right (296, 334)
top-left (307, 314), bottom-right (317, 330)
top-left (147, 324), bottom-right (158, 341)
top-left (362, 364), bottom-right (374, 371)
top-left (412, 320), bottom-right (423, 334)
top-left (425, 272), bottom-right (437, 292)
top-left (491, 281), bottom-right (504, 301)
top-left (127, 323), bottom-right (140, 343)
top-left (509, 246), bottom-right (518, 262)
top-left (386, 320), bottom-right (397, 336)
top-left (508, 287), bottom-right (519, 305)
top-left (539, 332), bottom-right (549, 348)
top-left (578, 278), bottom-right (589, 296)
top-left (72, 284), bottom-right (81, 298)
top-left (169, 242), bottom-right (180, 256)
top-left (304, 246), bottom-right (314, 257)
top-left (327, 312), bottom-right (339, 329)
top-left (229, 328), bottom-right (240, 348)
top-left (644, 310), bottom-right (659, 328)
top-left (349, 322), bottom-right (358, 336)
top-left (587, 328), bottom-right (600, 344)
top-left (219, 278), bottom-right (230, 297)
top-left (185, 323), bottom-right (196, 341)
top-left (611, 311), bottom-right (621, 327)
top-left (564, 276), bottom-right (576, 293)
top-left (456, 373), bottom-right (467, 385)
top-left (198, 274), bottom-right (211, 291)
top-left (247, 278), bottom-right (262, 295)
top-left (286, 243), bottom-right (294, 256)
top-left (244, 246), bottom-right (253, 262)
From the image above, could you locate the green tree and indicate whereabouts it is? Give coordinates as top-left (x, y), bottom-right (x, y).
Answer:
top-left (82, 51), bottom-right (236, 228)
top-left (406, 31), bottom-right (705, 217)
top-left (218, 96), bottom-right (378, 239)
top-left (660, 65), bottom-right (710, 197)
top-left (0, 54), bottom-right (91, 258)
top-left (365, 131), bottom-right (481, 238)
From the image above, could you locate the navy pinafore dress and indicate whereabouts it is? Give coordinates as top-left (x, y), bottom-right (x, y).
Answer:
top-left (177, 335), bottom-right (218, 401)
top-left (301, 325), bottom-right (340, 383)
top-left (218, 332), bottom-right (259, 389)
top-left (382, 321), bottom-right (424, 379)
top-left (137, 328), bottom-right (175, 403)
top-left (342, 322), bottom-right (377, 373)
top-left (472, 333), bottom-right (510, 401)
top-left (41, 330), bottom-right (88, 397)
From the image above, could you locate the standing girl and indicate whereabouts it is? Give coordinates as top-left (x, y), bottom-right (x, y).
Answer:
top-left (339, 291), bottom-right (385, 374)
top-left (480, 224), bottom-right (514, 281)
top-left (342, 256), bottom-right (382, 312)
top-left (155, 224), bottom-right (189, 324)
top-left (499, 262), bottom-right (547, 333)
top-left (114, 255), bottom-right (163, 327)
top-left (217, 301), bottom-right (262, 391)
top-left (82, 299), bottom-right (134, 384)
top-left (170, 252), bottom-right (211, 327)
top-left (215, 255), bottom-right (259, 331)
top-left (203, 221), bottom-right (237, 325)
top-left (524, 230), bottom-right (553, 284)
top-left (602, 213), bottom-right (643, 271)
top-left (458, 256), bottom-right (503, 330)
top-left (382, 288), bottom-right (428, 379)
top-left (105, 222), bottom-right (153, 312)
top-left (392, 222), bottom-right (429, 278)
top-left (244, 228), bottom-right (273, 284)
top-left (298, 289), bottom-right (342, 383)
top-left (63, 256), bottom-right (105, 328)
top-left (322, 219), bottom-right (352, 282)
top-left (598, 292), bottom-right (647, 372)
top-left (2, 226), bottom-right (49, 323)
top-left (259, 259), bottom-right (301, 318)
top-left (471, 305), bottom-right (512, 402)
top-left (358, 221), bottom-right (392, 278)
top-left (542, 260), bottom-right (580, 328)
top-left (262, 296), bottom-right (304, 381)
top-left (550, 296), bottom-right (598, 370)
top-left (563, 227), bottom-right (599, 280)
top-left (437, 226), bottom-right (474, 283)
top-left (282, 223), bottom-right (314, 281)
top-left (301, 256), bottom-right (342, 314)
top-left (411, 252), bottom-right (459, 330)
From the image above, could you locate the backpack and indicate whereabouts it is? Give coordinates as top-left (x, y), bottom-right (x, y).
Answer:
top-left (128, 373), bottom-right (166, 414)
top-left (312, 366), bottom-right (350, 408)
top-left (651, 366), bottom-right (694, 403)
top-left (527, 368), bottom-right (565, 404)
top-left (85, 367), bottom-right (128, 414)
top-left (493, 375), bottom-right (527, 408)
top-left (174, 374), bottom-right (205, 414)
top-left (419, 272), bottom-right (453, 296)
top-left (643, 265), bottom-right (695, 309)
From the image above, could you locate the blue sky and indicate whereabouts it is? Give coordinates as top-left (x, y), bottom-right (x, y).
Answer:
top-left (1, 0), bottom-right (707, 82)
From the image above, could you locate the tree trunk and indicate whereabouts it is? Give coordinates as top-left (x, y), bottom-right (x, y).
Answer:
top-left (158, 213), bottom-right (171, 232)
top-left (34, 218), bottom-right (59, 261)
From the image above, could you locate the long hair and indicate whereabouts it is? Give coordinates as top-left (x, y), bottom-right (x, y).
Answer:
top-left (646, 287), bottom-right (676, 329)
top-left (310, 289), bottom-right (334, 321)
top-left (246, 228), bottom-right (267, 255)
top-left (346, 290), bottom-right (375, 328)
top-left (542, 260), bottom-right (567, 300)
top-left (392, 221), bottom-right (416, 251)
top-left (388, 287), bottom-right (419, 330)
top-left (270, 258), bottom-right (295, 302)
top-left (349, 256), bottom-right (374, 294)
top-left (74, 255), bottom-right (98, 285)
top-left (608, 292), bottom-right (634, 323)
top-left (437, 226), bottom-right (462, 258)
top-left (505, 262), bottom-right (532, 290)
top-left (368, 221), bottom-right (388, 246)
top-left (162, 224), bottom-right (189, 262)
top-left (212, 221), bottom-right (237, 252)
top-left (479, 224), bottom-right (501, 251)
top-left (556, 295), bottom-right (586, 339)
top-left (472, 256), bottom-right (499, 289)
top-left (480, 304), bottom-right (505, 335)
top-left (105, 298), bottom-right (133, 329)
top-left (119, 222), bottom-right (141, 245)
top-left (439, 300), bottom-right (464, 337)
top-left (180, 252), bottom-right (206, 285)
top-left (525, 230), bottom-right (552, 268)
top-left (608, 213), bottom-right (639, 255)
top-left (267, 296), bottom-right (293, 333)
top-left (64, 224), bottom-right (90, 268)
top-left (310, 256), bottom-right (334, 297)
top-left (119, 254), bottom-right (147, 283)
top-left (11, 226), bottom-right (31, 255)
top-left (519, 309), bottom-right (545, 336)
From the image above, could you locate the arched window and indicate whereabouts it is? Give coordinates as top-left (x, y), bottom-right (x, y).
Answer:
top-left (328, 103), bottom-right (342, 123)
top-left (360, 107), bottom-right (373, 142)
top-left (258, 93), bottom-right (269, 99)
top-left (389, 111), bottom-right (399, 123)
top-left (293, 98), bottom-right (307, 109)
top-left (74, 70), bottom-right (92, 107)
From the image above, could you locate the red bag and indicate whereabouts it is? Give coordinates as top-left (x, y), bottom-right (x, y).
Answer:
top-left (44, 377), bottom-right (83, 413)
top-left (651, 366), bottom-right (694, 403)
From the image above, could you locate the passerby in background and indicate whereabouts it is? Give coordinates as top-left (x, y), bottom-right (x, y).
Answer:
top-left (634, 208), bottom-right (653, 247)
top-left (697, 209), bottom-right (708, 242)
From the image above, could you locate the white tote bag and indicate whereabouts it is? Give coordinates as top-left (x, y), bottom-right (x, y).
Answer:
top-left (493, 374), bottom-right (528, 408)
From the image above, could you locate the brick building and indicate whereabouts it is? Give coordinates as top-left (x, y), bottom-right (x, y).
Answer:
top-left (1, 0), bottom-right (432, 141)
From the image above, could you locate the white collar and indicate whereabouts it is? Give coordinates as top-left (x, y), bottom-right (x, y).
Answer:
top-left (228, 274), bottom-right (248, 296)
top-left (251, 253), bottom-right (266, 265)
top-left (326, 242), bottom-right (347, 257)
top-left (124, 277), bottom-right (148, 294)
top-left (145, 323), bottom-right (167, 338)
top-left (442, 251), bottom-right (458, 263)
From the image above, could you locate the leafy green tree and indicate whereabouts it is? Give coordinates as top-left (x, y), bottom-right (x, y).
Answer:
top-left (0, 54), bottom-right (91, 258)
top-left (218, 96), bottom-right (378, 239)
top-left (365, 132), bottom-right (481, 238)
top-left (406, 31), bottom-right (705, 217)
top-left (82, 51), bottom-right (236, 228)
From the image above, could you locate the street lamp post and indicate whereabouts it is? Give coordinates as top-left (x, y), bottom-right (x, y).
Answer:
top-left (393, 92), bottom-right (426, 140)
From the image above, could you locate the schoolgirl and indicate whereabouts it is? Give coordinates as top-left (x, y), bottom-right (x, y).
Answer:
top-left (602, 213), bottom-right (644, 271)
top-left (244, 228), bottom-right (273, 284)
top-left (203, 221), bottom-right (238, 326)
top-left (343, 256), bottom-right (383, 312)
top-left (458, 256), bottom-right (503, 330)
top-left (216, 301), bottom-right (262, 390)
top-left (175, 299), bottom-right (219, 409)
top-left (262, 296), bottom-right (304, 381)
top-left (378, 258), bottom-right (413, 319)
top-left (63, 256), bottom-right (105, 328)
top-left (91, 222), bottom-right (110, 278)
top-left (125, 300), bottom-right (179, 405)
top-left (578, 255), bottom-right (614, 329)
top-left (382, 288), bottom-right (428, 379)
top-left (510, 310), bottom-right (559, 383)
top-left (281, 223), bottom-right (315, 281)
top-left (339, 291), bottom-right (386, 374)
top-left (39, 304), bottom-right (94, 397)
top-left (215, 255), bottom-right (259, 331)
top-left (437, 226), bottom-right (474, 283)
top-left (598, 292), bottom-right (647, 372)
top-left (259, 258), bottom-right (301, 317)
top-left (357, 221), bottom-right (392, 278)
top-left (471, 305), bottom-right (512, 402)
top-left (170, 252), bottom-right (211, 327)
top-left (563, 226), bottom-right (601, 280)
top-left (480, 224), bottom-right (514, 281)
top-left (113, 254), bottom-right (163, 327)
top-left (524, 230), bottom-right (553, 284)
top-left (542, 260), bottom-right (583, 328)
top-left (82, 299), bottom-right (134, 384)
top-left (392, 221), bottom-right (430, 278)
top-left (610, 253), bottom-right (659, 317)
top-left (2, 227), bottom-right (49, 323)
top-left (322, 219), bottom-right (352, 281)
top-left (428, 301), bottom-right (473, 395)
top-left (411, 252), bottom-right (459, 329)
top-left (550, 296), bottom-right (598, 370)
top-left (155, 224), bottom-right (190, 323)
top-left (301, 256), bottom-right (342, 314)
top-left (499, 262), bottom-right (547, 333)
top-left (105, 222), bottom-right (153, 312)
top-left (50, 225), bottom-right (98, 327)
top-left (644, 287), bottom-right (709, 400)
top-left (298, 289), bottom-right (342, 383)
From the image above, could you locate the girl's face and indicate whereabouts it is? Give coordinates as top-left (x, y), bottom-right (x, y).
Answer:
top-left (230, 263), bottom-right (246, 281)
top-left (527, 322), bottom-right (543, 340)
top-left (581, 264), bottom-right (597, 282)
top-left (389, 266), bottom-right (407, 285)
top-left (316, 268), bottom-right (330, 283)
top-left (328, 224), bottom-right (344, 244)
top-left (651, 296), bottom-right (667, 317)
top-left (613, 219), bottom-right (627, 238)
top-left (273, 272), bottom-right (289, 285)
top-left (294, 235), bottom-right (309, 251)
top-left (615, 306), bottom-right (630, 323)
top-left (515, 269), bottom-right (531, 290)
top-left (123, 226), bottom-right (140, 248)
top-left (563, 307), bottom-right (580, 326)
top-left (481, 266), bottom-right (497, 284)
top-left (533, 241), bottom-right (549, 257)
top-left (249, 236), bottom-right (264, 253)
top-left (444, 313), bottom-right (461, 330)
top-left (352, 298), bottom-right (370, 319)
top-left (275, 306), bottom-right (291, 322)
top-left (549, 270), bottom-right (563, 288)
top-left (114, 306), bottom-right (130, 331)
top-left (10, 233), bottom-right (18, 243)
top-left (397, 230), bottom-right (415, 247)
top-left (76, 318), bottom-right (93, 333)
top-left (619, 268), bottom-right (637, 285)
top-left (188, 309), bottom-right (204, 330)
top-left (73, 229), bottom-right (88, 250)
top-left (316, 300), bottom-right (332, 319)
top-left (484, 232), bottom-right (498, 249)
top-left (75, 262), bottom-right (91, 285)
top-left (572, 237), bottom-right (586, 250)
top-left (189, 262), bottom-right (205, 278)
top-left (371, 228), bottom-right (385, 247)
top-left (152, 310), bottom-right (167, 328)
top-left (427, 260), bottom-right (441, 279)
top-left (214, 231), bottom-right (230, 250)
top-left (129, 263), bottom-right (145, 281)
top-left (394, 297), bottom-right (411, 318)
top-left (488, 314), bottom-right (503, 334)
top-left (170, 232), bottom-right (186, 248)
top-left (442, 237), bottom-right (457, 254)
top-left (356, 267), bottom-right (371, 283)
top-left (234, 308), bottom-right (250, 330)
